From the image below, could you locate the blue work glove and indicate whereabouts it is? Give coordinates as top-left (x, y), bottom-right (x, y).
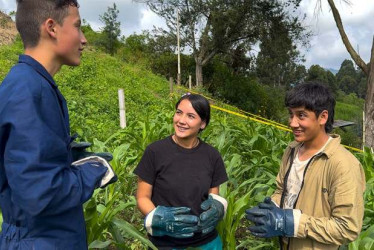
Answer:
top-left (70, 141), bottom-right (113, 162)
top-left (199, 194), bottom-right (227, 235)
top-left (145, 206), bottom-right (199, 238)
top-left (245, 197), bottom-right (295, 238)
top-left (72, 156), bottom-right (118, 188)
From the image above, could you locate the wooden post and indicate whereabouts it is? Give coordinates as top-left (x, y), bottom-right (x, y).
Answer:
top-left (169, 77), bottom-right (174, 93)
top-left (177, 9), bottom-right (181, 85)
top-left (118, 89), bottom-right (126, 129)
top-left (363, 110), bottom-right (365, 149)
top-left (189, 75), bottom-right (192, 90)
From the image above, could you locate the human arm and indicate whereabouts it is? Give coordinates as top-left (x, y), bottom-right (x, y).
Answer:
top-left (199, 186), bottom-right (228, 235)
top-left (136, 177), bottom-right (156, 216)
top-left (70, 140), bottom-right (113, 162)
top-left (197, 147), bottom-right (229, 234)
top-left (136, 177), bottom-right (199, 238)
top-left (208, 186), bottom-right (218, 195)
top-left (3, 85), bottom-right (111, 217)
top-left (247, 156), bottom-right (365, 244)
top-left (134, 144), bottom-right (199, 238)
top-left (71, 156), bottom-right (117, 188)
top-left (245, 197), bottom-right (300, 238)
top-left (295, 159), bottom-right (365, 245)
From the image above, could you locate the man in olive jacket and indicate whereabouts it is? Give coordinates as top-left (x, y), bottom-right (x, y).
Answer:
top-left (246, 82), bottom-right (365, 250)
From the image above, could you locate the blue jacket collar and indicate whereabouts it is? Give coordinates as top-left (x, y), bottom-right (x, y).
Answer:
top-left (18, 54), bottom-right (57, 88)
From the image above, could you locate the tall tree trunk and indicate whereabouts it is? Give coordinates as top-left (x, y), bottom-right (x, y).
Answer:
top-left (364, 38), bottom-right (374, 148)
top-left (327, 0), bottom-right (373, 148)
top-left (327, 0), bottom-right (369, 75)
top-left (195, 59), bottom-right (203, 86)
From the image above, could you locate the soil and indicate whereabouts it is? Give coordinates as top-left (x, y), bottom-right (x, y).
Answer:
top-left (0, 11), bottom-right (18, 46)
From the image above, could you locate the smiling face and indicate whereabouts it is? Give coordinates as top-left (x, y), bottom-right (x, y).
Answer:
top-left (173, 99), bottom-right (206, 140)
top-left (54, 6), bottom-right (87, 66)
top-left (288, 106), bottom-right (328, 143)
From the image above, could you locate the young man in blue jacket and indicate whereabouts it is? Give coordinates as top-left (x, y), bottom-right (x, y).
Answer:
top-left (0, 0), bottom-right (117, 249)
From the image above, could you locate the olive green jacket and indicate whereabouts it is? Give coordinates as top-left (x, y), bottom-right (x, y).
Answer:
top-left (271, 134), bottom-right (366, 250)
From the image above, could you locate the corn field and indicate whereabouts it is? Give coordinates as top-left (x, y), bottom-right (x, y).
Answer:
top-left (81, 98), bottom-right (374, 249)
top-left (0, 41), bottom-right (373, 249)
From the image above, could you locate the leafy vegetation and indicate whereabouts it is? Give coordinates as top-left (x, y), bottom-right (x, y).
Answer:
top-left (0, 37), bottom-right (373, 250)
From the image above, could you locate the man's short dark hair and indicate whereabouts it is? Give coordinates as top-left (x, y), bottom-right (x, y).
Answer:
top-left (16, 0), bottom-right (79, 48)
top-left (285, 82), bottom-right (336, 133)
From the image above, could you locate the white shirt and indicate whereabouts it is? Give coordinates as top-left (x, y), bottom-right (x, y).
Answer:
top-left (283, 136), bottom-right (332, 237)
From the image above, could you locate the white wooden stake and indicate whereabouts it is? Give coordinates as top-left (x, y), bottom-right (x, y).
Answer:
top-left (170, 77), bottom-right (174, 93)
top-left (189, 75), bottom-right (192, 90)
top-left (118, 89), bottom-right (126, 128)
top-left (362, 110), bottom-right (365, 150)
top-left (177, 8), bottom-right (181, 85)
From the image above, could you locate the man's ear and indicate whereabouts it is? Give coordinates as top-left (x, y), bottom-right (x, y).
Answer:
top-left (319, 110), bottom-right (328, 126)
top-left (44, 18), bottom-right (57, 38)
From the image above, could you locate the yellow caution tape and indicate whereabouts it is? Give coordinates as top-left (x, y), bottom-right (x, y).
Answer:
top-left (185, 89), bottom-right (289, 129)
top-left (211, 105), bottom-right (292, 132)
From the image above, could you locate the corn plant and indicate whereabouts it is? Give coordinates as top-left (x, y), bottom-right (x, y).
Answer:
top-left (200, 117), bottom-right (290, 249)
top-left (85, 193), bottom-right (156, 250)
top-left (345, 147), bottom-right (374, 250)
top-left (348, 224), bottom-right (374, 250)
top-left (84, 137), bottom-right (157, 249)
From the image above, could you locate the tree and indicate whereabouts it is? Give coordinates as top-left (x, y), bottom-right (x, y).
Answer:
top-left (307, 64), bottom-right (338, 94)
top-left (307, 64), bottom-right (328, 82)
top-left (100, 3), bottom-right (121, 55)
top-left (336, 59), bottom-right (356, 81)
top-left (336, 59), bottom-right (358, 94)
top-left (318, 0), bottom-right (374, 148)
top-left (136, 0), bottom-right (305, 86)
top-left (256, 8), bottom-right (309, 87)
top-left (326, 71), bottom-right (339, 95)
top-left (356, 70), bottom-right (367, 98)
top-left (339, 75), bottom-right (356, 95)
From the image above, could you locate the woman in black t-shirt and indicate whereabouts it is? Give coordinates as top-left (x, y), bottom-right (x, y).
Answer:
top-left (134, 93), bottom-right (228, 250)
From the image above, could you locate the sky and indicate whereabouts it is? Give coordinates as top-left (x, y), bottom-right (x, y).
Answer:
top-left (0, 0), bottom-right (373, 70)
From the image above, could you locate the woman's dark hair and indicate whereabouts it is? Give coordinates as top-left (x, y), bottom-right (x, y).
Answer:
top-left (285, 82), bottom-right (336, 133)
top-left (175, 93), bottom-right (211, 130)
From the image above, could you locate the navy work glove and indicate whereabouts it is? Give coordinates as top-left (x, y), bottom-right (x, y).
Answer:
top-left (70, 141), bottom-right (113, 162)
top-left (144, 206), bottom-right (199, 238)
top-left (199, 194), bottom-right (227, 235)
top-left (245, 197), bottom-right (295, 238)
top-left (72, 156), bottom-right (118, 188)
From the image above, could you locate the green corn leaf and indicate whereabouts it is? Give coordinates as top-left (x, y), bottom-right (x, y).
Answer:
top-left (88, 240), bottom-right (113, 249)
top-left (112, 218), bottom-right (157, 250)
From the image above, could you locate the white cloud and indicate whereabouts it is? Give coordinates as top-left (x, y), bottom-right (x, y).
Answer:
top-left (299, 0), bottom-right (373, 70)
top-left (139, 8), bottom-right (167, 33)
top-left (78, 0), bottom-right (145, 37)
top-left (0, 0), bottom-right (15, 13)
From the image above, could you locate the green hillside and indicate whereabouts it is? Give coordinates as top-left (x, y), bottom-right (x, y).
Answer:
top-left (0, 40), bottom-right (373, 249)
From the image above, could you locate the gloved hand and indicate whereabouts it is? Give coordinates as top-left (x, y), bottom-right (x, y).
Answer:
top-left (198, 194), bottom-right (227, 235)
top-left (245, 197), bottom-right (295, 238)
top-left (70, 141), bottom-right (113, 162)
top-left (145, 206), bottom-right (199, 238)
top-left (72, 156), bottom-right (117, 188)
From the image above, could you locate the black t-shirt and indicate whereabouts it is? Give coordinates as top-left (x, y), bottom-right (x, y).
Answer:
top-left (134, 135), bottom-right (228, 248)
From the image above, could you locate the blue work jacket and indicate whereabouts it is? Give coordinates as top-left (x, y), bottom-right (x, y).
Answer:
top-left (0, 55), bottom-right (107, 249)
